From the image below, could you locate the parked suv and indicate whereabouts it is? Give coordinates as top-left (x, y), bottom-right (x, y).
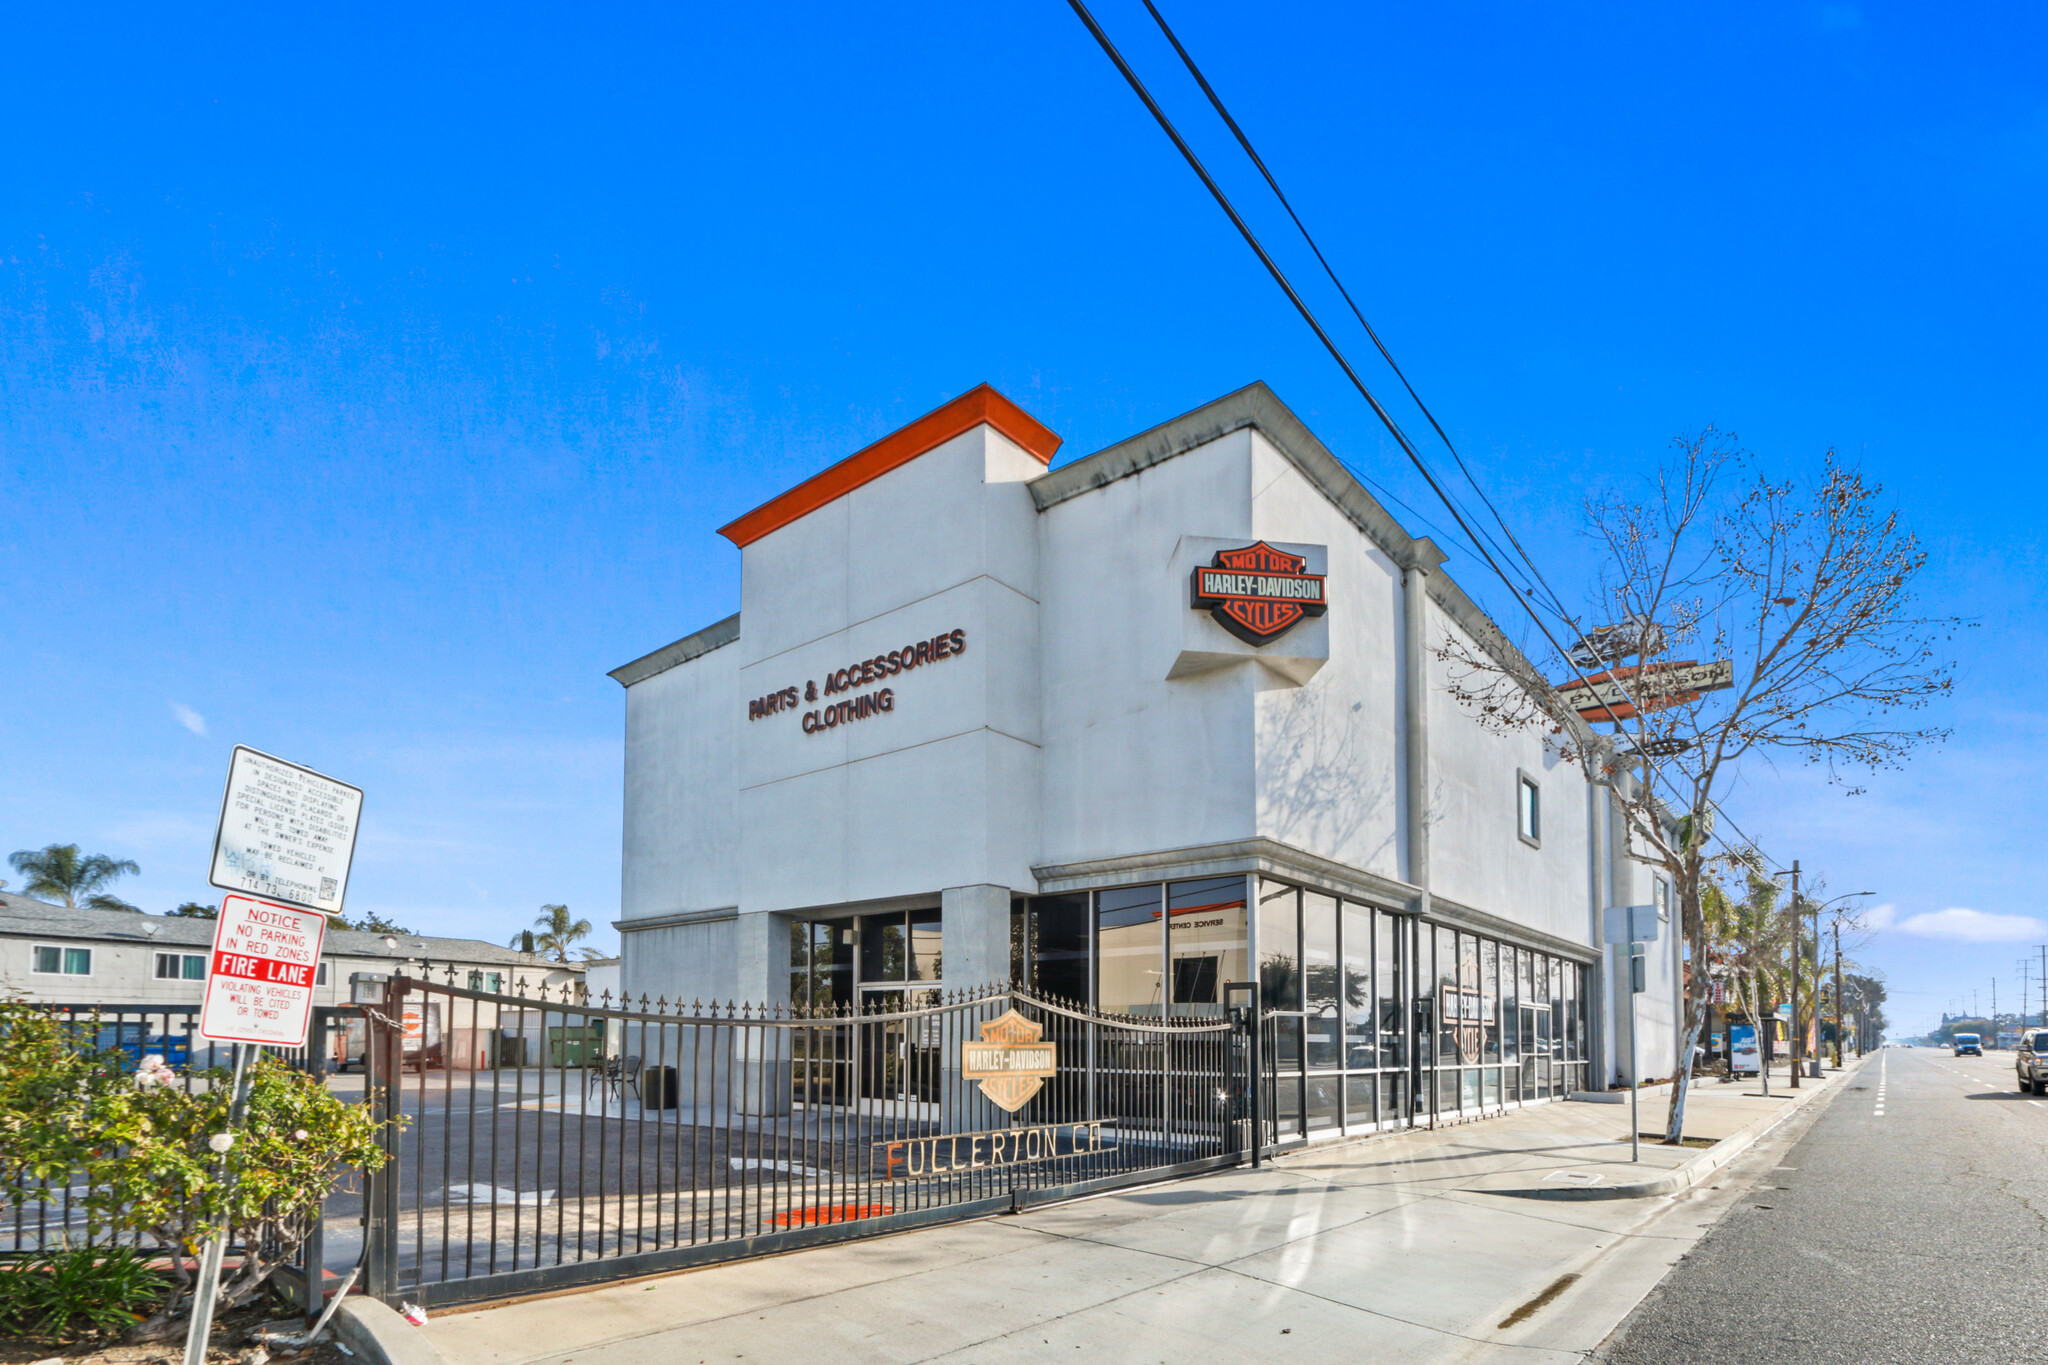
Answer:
top-left (2016, 1031), bottom-right (2048, 1093)
top-left (1954, 1032), bottom-right (1983, 1056)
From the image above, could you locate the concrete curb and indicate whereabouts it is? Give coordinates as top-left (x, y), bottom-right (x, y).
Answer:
top-left (1486, 1058), bottom-right (1870, 1200)
top-left (334, 1298), bottom-right (449, 1365)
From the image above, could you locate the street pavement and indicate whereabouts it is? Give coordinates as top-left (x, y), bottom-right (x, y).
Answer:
top-left (1600, 1046), bottom-right (2048, 1364)
top-left (417, 1064), bottom-right (1855, 1365)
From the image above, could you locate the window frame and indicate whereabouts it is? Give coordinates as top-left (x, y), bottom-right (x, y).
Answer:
top-left (1516, 770), bottom-right (1542, 848)
top-left (32, 944), bottom-right (92, 976)
top-left (154, 951), bottom-right (207, 981)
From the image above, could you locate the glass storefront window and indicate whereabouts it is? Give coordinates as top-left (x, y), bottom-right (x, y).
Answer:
top-left (1257, 880), bottom-right (1300, 1011)
top-left (1346, 1073), bottom-right (1377, 1129)
top-left (909, 908), bottom-right (942, 982)
top-left (1501, 942), bottom-right (1519, 1064)
top-left (1343, 902), bottom-right (1375, 1069)
top-left (1376, 910), bottom-right (1403, 1070)
top-left (1483, 939), bottom-right (1500, 1063)
top-left (1098, 884), bottom-right (1165, 1018)
top-left (1304, 893), bottom-right (1340, 1069)
top-left (1380, 1070), bottom-right (1407, 1121)
top-left (1011, 876), bottom-right (1597, 1138)
top-left (1414, 927), bottom-right (1434, 1076)
top-left (1273, 1075), bottom-right (1302, 1138)
top-left (1550, 952), bottom-right (1565, 1042)
top-left (1306, 1074), bottom-right (1341, 1132)
top-left (860, 913), bottom-right (907, 984)
top-left (1027, 893), bottom-right (1091, 1003)
top-left (1168, 876), bottom-right (1248, 1018)
top-left (1436, 927), bottom-right (1459, 1075)
top-left (1270, 1015), bottom-right (1304, 1071)
top-left (1563, 962), bottom-right (1578, 1062)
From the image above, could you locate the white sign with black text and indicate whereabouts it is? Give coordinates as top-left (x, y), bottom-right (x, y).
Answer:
top-left (209, 746), bottom-right (363, 916)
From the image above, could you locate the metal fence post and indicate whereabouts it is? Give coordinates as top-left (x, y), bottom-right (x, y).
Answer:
top-left (364, 979), bottom-right (408, 1301)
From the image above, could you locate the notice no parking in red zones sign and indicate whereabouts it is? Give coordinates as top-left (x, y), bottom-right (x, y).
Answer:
top-left (198, 894), bottom-right (329, 1047)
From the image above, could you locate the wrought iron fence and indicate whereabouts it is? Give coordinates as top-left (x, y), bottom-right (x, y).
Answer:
top-left (2, 1002), bottom-right (360, 1262)
top-left (360, 972), bottom-right (1247, 1307)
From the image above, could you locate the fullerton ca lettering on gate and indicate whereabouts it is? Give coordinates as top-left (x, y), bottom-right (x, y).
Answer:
top-left (745, 628), bottom-right (966, 735)
top-left (874, 1121), bottom-right (1111, 1180)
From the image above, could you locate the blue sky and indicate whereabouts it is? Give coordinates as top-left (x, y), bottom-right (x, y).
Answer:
top-left (1, 3), bottom-right (2040, 1034)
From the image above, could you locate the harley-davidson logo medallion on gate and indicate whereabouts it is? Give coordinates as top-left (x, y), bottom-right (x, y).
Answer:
top-left (1190, 542), bottom-right (1327, 645)
top-left (960, 1009), bottom-right (1058, 1112)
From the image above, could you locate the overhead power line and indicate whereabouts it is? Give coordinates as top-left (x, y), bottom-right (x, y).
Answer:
top-left (1059, 2), bottom-right (1654, 736)
top-left (1133, 0), bottom-right (1562, 619)
top-left (1064, 0), bottom-right (1785, 874)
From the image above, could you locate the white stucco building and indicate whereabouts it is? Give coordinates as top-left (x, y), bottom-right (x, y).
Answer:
top-left (610, 382), bottom-right (1680, 1138)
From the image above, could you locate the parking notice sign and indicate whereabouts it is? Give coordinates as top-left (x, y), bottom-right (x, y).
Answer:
top-left (199, 894), bottom-right (329, 1047)
top-left (209, 746), bottom-right (363, 917)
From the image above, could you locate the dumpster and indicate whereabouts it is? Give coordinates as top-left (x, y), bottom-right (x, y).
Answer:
top-left (546, 1024), bottom-right (605, 1068)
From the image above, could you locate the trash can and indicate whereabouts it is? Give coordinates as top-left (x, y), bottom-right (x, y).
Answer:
top-left (643, 1065), bottom-right (679, 1109)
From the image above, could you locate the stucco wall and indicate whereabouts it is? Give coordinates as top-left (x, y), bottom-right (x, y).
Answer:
top-left (1247, 431), bottom-right (1405, 882)
top-left (1037, 430), bottom-right (1260, 867)
top-left (1424, 600), bottom-right (1596, 953)
top-left (732, 425), bottom-right (1046, 910)
top-left (621, 637), bottom-right (740, 921)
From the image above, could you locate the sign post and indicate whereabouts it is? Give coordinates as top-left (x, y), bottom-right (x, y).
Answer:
top-left (184, 749), bottom-right (359, 1365)
top-left (1604, 906), bottom-right (1660, 1163)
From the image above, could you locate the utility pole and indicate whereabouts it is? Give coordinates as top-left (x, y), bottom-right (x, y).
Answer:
top-left (1843, 925), bottom-right (1859, 1072)
top-left (1788, 861), bottom-right (1802, 1089)
top-left (1993, 978), bottom-right (1999, 1048)
top-left (2039, 944), bottom-right (2047, 1028)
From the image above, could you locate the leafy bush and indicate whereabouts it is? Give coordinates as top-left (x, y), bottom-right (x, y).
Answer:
top-left (0, 1246), bottom-right (167, 1342)
top-left (0, 1000), bottom-right (131, 1198)
top-left (0, 1000), bottom-right (393, 1341)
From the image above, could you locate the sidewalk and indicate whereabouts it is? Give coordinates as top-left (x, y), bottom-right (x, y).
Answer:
top-left (416, 1059), bottom-right (1861, 1365)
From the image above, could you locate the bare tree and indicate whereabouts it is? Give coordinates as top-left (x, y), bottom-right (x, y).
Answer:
top-left (1440, 431), bottom-right (1957, 1141)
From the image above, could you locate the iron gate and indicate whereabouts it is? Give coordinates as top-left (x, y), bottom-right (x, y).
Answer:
top-left (361, 973), bottom-right (1247, 1306)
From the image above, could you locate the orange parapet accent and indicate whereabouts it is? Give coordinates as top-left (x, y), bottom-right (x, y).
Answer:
top-left (766, 1204), bottom-right (894, 1227)
top-left (717, 384), bottom-right (1062, 548)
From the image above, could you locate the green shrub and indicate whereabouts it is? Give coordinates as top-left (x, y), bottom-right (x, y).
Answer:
top-left (0, 1246), bottom-right (167, 1342)
top-left (0, 1001), bottom-right (394, 1341)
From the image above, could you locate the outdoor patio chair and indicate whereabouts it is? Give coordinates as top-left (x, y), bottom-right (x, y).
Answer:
top-left (587, 1054), bottom-right (643, 1102)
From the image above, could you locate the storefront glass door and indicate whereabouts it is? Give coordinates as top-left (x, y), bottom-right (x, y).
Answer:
top-left (858, 986), bottom-right (943, 1102)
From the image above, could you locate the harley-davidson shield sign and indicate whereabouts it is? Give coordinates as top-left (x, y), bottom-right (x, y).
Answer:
top-left (960, 1009), bottom-right (1058, 1112)
top-left (1190, 542), bottom-right (1328, 644)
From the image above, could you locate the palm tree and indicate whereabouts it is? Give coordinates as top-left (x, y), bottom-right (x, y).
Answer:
top-left (7, 844), bottom-right (142, 911)
top-left (514, 904), bottom-right (600, 962)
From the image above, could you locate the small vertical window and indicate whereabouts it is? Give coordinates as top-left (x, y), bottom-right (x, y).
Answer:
top-left (316, 962), bottom-right (329, 985)
top-left (1517, 774), bottom-right (1542, 846)
top-left (155, 952), bottom-right (178, 979)
top-left (34, 945), bottom-right (62, 974)
top-left (183, 954), bottom-right (206, 980)
top-left (486, 972), bottom-right (501, 993)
